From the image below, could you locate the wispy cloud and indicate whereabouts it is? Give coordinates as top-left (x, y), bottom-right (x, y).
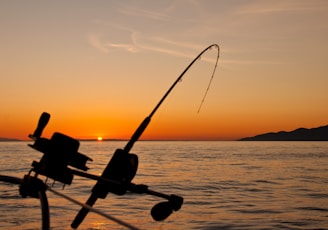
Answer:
top-left (88, 33), bottom-right (140, 53)
top-left (88, 34), bottom-right (111, 53)
top-left (86, 1), bottom-right (217, 59)
top-left (87, 1), bottom-right (293, 68)
top-left (118, 6), bottom-right (171, 21)
top-left (88, 28), bottom-right (282, 69)
top-left (235, 0), bottom-right (328, 15)
top-left (87, 30), bottom-right (209, 59)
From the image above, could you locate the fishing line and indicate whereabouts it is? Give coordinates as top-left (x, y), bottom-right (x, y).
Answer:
top-left (149, 44), bottom-right (220, 118)
top-left (197, 46), bottom-right (220, 113)
top-left (47, 187), bottom-right (141, 230)
top-left (0, 175), bottom-right (141, 230)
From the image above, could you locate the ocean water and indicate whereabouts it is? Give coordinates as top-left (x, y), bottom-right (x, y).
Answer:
top-left (0, 141), bottom-right (328, 230)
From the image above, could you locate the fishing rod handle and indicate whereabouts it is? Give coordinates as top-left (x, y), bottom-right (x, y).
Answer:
top-left (71, 193), bottom-right (98, 229)
top-left (29, 112), bottom-right (50, 139)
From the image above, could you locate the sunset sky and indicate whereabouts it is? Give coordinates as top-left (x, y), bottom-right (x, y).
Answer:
top-left (1, 0), bottom-right (328, 141)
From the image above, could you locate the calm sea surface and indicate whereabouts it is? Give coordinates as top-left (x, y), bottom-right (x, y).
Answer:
top-left (1, 141), bottom-right (328, 229)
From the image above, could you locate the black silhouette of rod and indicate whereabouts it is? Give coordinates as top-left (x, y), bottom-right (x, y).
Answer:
top-left (124, 44), bottom-right (220, 152)
top-left (71, 44), bottom-right (220, 228)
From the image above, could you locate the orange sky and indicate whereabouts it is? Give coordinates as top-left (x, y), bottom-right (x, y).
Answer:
top-left (1, 1), bottom-right (328, 141)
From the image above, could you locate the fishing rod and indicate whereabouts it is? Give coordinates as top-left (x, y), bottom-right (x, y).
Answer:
top-left (71, 44), bottom-right (220, 228)
top-left (125, 44), bottom-right (219, 152)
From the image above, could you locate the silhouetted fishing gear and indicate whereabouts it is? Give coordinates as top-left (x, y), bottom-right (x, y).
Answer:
top-left (27, 112), bottom-right (93, 185)
top-left (71, 44), bottom-right (220, 228)
top-left (0, 175), bottom-right (50, 230)
top-left (0, 174), bottom-right (140, 230)
top-left (0, 44), bottom-right (220, 229)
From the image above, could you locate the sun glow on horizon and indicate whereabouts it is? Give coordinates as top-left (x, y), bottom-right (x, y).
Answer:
top-left (97, 136), bottom-right (103, 141)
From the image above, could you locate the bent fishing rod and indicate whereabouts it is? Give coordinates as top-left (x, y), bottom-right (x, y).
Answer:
top-left (71, 44), bottom-right (220, 228)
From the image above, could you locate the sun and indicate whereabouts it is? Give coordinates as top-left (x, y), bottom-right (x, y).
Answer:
top-left (97, 136), bottom-right (103, 141)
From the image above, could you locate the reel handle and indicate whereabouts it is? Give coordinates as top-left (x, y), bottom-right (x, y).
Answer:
top-left (29, 112), bottom-right (50, 139)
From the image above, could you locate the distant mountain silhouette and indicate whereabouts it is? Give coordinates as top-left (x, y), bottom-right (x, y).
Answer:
top-left (239, 125), bottom-right (328, 141)
top-left (0, 137), bottom-right (21, 141)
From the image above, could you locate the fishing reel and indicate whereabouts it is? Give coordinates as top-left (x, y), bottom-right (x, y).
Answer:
top-left (92, 148), bottom-right (138, 196)
top-left (27, 112), bottom-right (92, 185)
